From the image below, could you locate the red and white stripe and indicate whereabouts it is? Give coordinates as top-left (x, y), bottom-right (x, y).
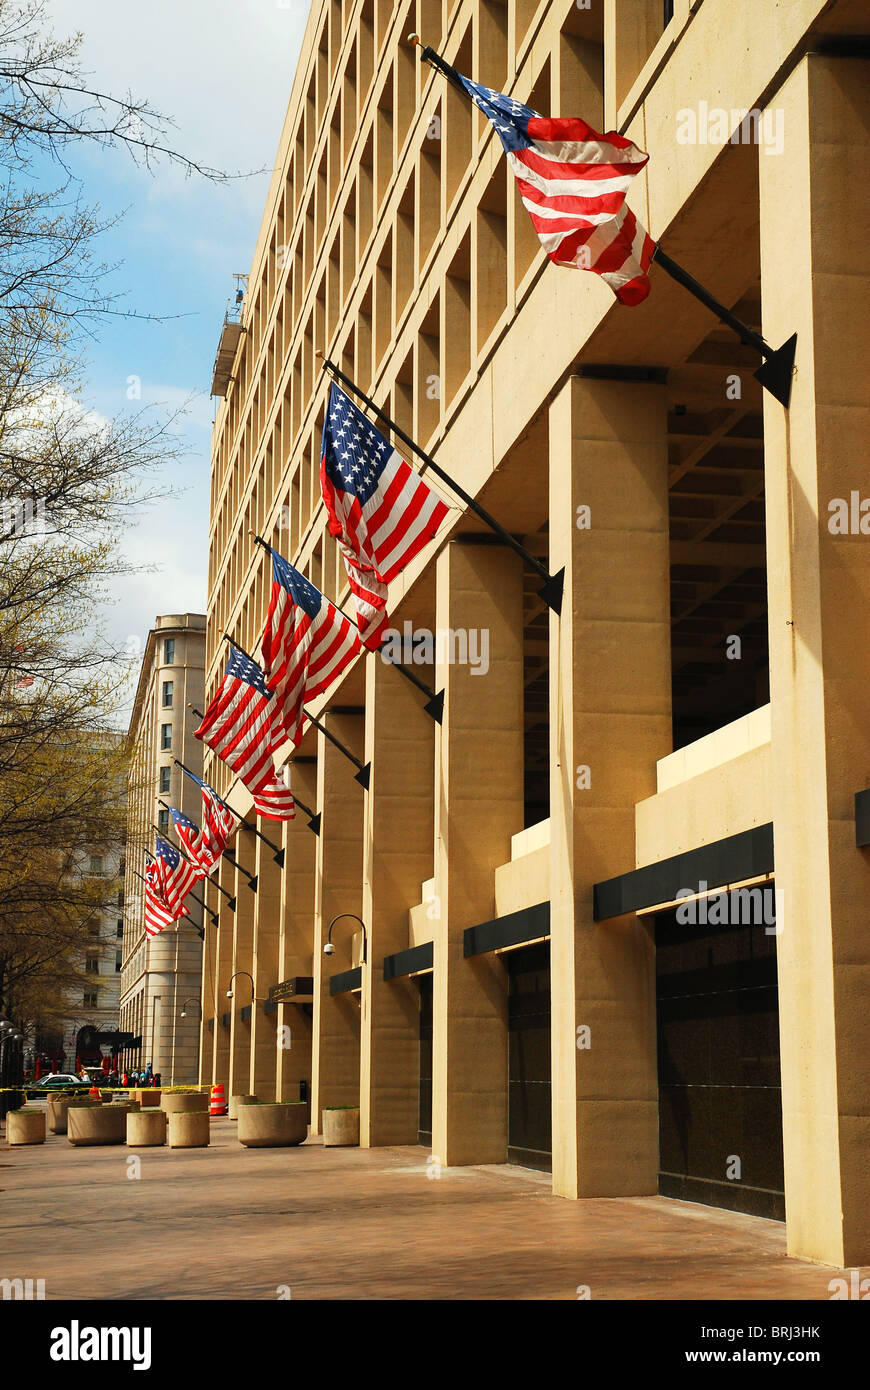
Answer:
top-left (339, 544), bottom-right (389, 649)
top-left (322, 447), bottom-right (449, 586)
top-left (507, 117), bottom-right (655, 305)
top-left (261, 580), bottom-right (359, 749)
top-left (195, 671), bottom-right (281, 798)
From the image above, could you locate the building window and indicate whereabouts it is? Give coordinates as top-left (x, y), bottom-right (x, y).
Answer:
top-left (85, 956), bottom-right (100, 974)
top-left (159, 765), bottom-right (171, 793)
top-left (115, 952), bottom-right (122, 972)
top-left (162, 679), bottom-right (174, 708)
top-left (160, 723), bottom-right (172, 750)
top-left (164, 638), bottom-right (175, 664)
top-left (116, 920), bottom-right (123, 938)
top-left (89, 854), bottom-right (104, 875)
top-left (158, 808), bottom-right (170, 834)
top-left (117, 889), bottom-right (124, 908)
top-left (83, 990), bottom-right (98, 1008)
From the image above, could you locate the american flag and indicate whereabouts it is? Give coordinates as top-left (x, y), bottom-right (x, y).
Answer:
top-left (177, 769), bottom-right (238, 870)
top-left (260, 548), bottom-right (360, 747)
top-left (457, 75), bottom-right (655, 306)
top-left (320, 383), bottom-right (449, 642)
top-left (194, 647), bottom-right (296, 821)
top-left (143, 858), bottom-right (185, 937)
top-left (154, 835), bottom-right (202, 913)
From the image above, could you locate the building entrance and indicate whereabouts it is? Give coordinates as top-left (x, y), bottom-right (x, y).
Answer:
top-left (656, 891), bottom-right (784, 1219)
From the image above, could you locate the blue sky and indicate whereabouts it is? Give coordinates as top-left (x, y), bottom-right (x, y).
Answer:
top-left (45, 0), bottom-right (309, 717)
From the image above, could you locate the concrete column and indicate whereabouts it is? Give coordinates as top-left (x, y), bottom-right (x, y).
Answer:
top-left (249, 818), bottom-right (282, 1101)
top-left (431, 541), bottom-right (524, 1166)
top-left (227, 827), bottom-right (257, 1097)
top-left (548, 376), bottom-right (671, 1199)
top-left (211, 855), bottom-right (236, 1089)
top-left (759, 54), bottom-right (870, 1268)
top-left (360, 651), bottom-right (435, 1147)
top-left (276, 761), bottom-right (317, 1103)
top-left (198, 916), bottom-right (215, 1086)
top-left (604, 0), bottom-right (662, 128)
top-left (310, 712), bottom-right (364, 1131)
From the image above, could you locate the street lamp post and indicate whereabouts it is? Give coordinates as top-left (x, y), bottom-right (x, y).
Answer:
top-left (323, 915), bottom-right (369, 1019)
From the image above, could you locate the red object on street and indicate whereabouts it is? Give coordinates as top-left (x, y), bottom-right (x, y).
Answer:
top-left (210, 1083), bottom-right (227, 1116)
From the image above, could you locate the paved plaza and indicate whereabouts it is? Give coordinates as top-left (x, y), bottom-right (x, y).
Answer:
top-left (1, 1109), bottom-right (864, 1301)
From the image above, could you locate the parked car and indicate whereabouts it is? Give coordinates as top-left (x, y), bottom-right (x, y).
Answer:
top-left (24, 1073), bottom-right (90, 1099)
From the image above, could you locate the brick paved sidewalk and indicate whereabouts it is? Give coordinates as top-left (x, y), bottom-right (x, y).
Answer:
top-left (0, 1116), bottom-right (862, 1300)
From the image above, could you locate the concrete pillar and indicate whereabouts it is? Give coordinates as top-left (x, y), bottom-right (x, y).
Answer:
top-left (360, 650), bottom-right (435, 1147)
top-left (227, 827), bottom-right (257, 1096)
top-left (431, 541), bottom-right (525, 1166)
top-left (249, 818), bottom-right (282, 1100)
top-left (759, 54), bottom-right (870, 1268)
top-left (276, 761), bottom-right (317, 1103)
top-left (604, 0), bottom-right (662, 128)
top-left (212, 854), bottom-right (236, 1089)
top-left (548, 376), bottom-right (671, 1199)
top-left (310, 712), bottom-right (364, 1131)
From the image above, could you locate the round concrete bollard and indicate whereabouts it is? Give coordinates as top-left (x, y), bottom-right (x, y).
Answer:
top-left (168, 1110), bottom-right (210, 1148)
top-left (67, 1104), bottom-right (130, 1146)
top-left (126, 1109), bottom-right (167, 1147)
top-left (322, 1107), bottom-right (360, 1147)
top-left (228, 1093), bottom-right (257, 1121)
top-left (7, 1109), bottom-right (46, 1145)
top-left (161, 1091), bottom-right (209, 1114)
top-left (134, 1089), bottom-right (162, 1108)
top-left (237, 1103), bottom-right (307, 1148)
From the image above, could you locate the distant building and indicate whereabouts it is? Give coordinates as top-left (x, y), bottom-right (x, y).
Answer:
top-left (38, 836), bottom-right (126, 1076)
top-left (119, 614), bottom-right (206, 1083)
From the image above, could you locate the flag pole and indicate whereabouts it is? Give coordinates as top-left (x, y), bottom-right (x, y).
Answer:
top-left (158, 799), bottom-right (258, 892)
top-left (172, 758), bottom-right (290, 863)
top-left (251, 532), bottom-right (444, 723)
top-left (222, 634), bottom-right (372, 791)
top-left (409, 33), bottom-right (797, 409)
top-left (649, 248), bottom-right (797, 408)
top-left (316, 354), bottom-right (563, 614)
top-left (151, 825), bottom-right (236, 910)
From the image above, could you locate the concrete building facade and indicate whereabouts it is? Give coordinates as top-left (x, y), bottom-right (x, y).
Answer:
top-left (201, 0), bottom-right (870, 1268)
top-left (120, 614), bottom-right (207, 1083)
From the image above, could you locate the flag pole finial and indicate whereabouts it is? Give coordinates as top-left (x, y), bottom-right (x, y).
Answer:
top-left (407, 32), bottom-right (422, 47)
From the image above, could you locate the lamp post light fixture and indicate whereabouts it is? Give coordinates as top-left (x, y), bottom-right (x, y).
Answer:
top-left (323, 914), bottom-right (368, 963)
top-left (227, 971), bottom-right (255, 1001)
top-left (180, 998), bottom-right (203, 1019)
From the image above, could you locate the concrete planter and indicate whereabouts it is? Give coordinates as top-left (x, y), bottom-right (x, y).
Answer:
top-left (322, 1107), bottom-right (360, 1147)
top-left (134, 1089), bottom-right (162, 1107)
top-left (161, 1091), bottom-right (209, 1114)
top-left (228, 1093), bottom-right (257, 1120)
top-left (68, 1104), bottom-right (131, 1146)
top-left (237, 1103), bottom-right (307, 1148)
top-left (47, 1097), bottom-right (101, 1134)
top-left (168, 1111), bottom-right (210, 1148)
top-left (7, 1109), bottom-right (46, 1145)
top-left (127, 1109), bottom-right (167, 1147)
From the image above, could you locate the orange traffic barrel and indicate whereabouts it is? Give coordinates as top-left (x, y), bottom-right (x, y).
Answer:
top-left (210, 1083), bottom-right (227, 1116)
